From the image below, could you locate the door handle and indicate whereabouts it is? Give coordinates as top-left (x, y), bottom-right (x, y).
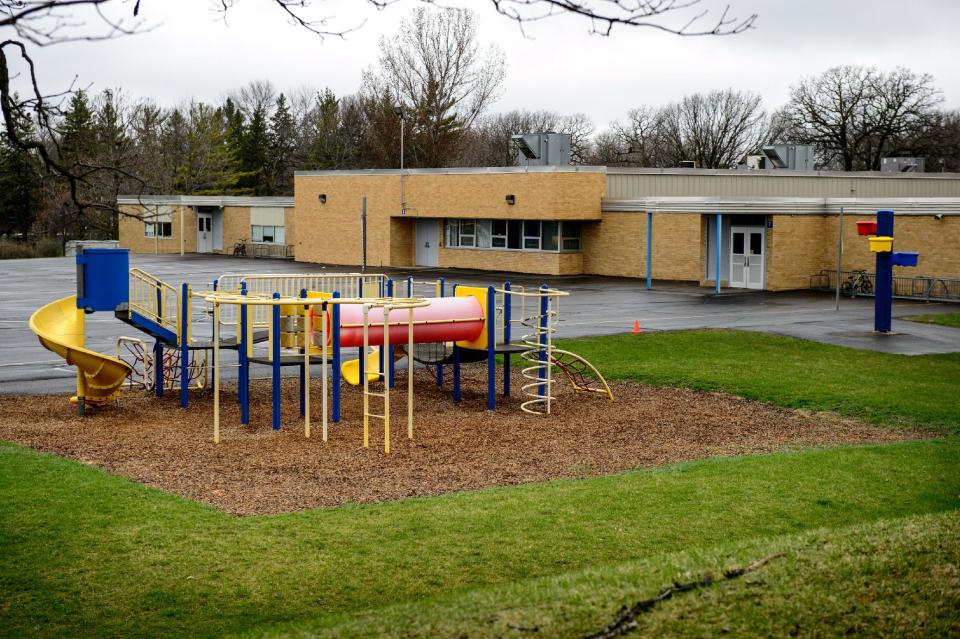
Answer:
top-left (425, 241), bottom-right (430, 248)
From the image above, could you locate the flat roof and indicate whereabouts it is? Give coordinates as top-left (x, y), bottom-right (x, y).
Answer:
top-left (605, 166), bottom-right (960, 180)
top-left (116, 195), bottom-right (294, 207)
top-left (295, 166), bottom-right (606, 177)
top-left (603, 196), bottom-right (960, 215)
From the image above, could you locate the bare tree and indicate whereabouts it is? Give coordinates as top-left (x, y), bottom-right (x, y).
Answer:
top-left (364, 6), bottom-right (506, 167)
top-left (779, 65), bottom-right (943, 171)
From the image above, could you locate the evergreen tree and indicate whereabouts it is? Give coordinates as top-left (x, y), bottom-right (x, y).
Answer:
top-left (0, 102), bottom-right (42, 238)
top-left (267, 93), bottom-right (296, 195)
top-left (59, 90), bottom-right (96, 166)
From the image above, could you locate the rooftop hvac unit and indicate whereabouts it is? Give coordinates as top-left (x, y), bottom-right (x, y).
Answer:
top-left (761, 144), bottom-right (815, 171)
top-left (511, 132), bottom-right (572, 167)
top-left (881, 157), bottom-right (926, 173)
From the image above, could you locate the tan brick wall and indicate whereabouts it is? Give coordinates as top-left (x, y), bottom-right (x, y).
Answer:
top-left (764, 214), bottom-right (960, 291)
top-left (118, 205), bottom-right (196, 254)
top-left (293, 171), bottom-right (604, 269)
top-left (582, 212), bottom-right (701, 280)
top-left (221, 207), bottom-right (249, 252)
top-left (438, 247), bottom-right (582, 275)
top-left (390, 218), bottom-right (415, 268)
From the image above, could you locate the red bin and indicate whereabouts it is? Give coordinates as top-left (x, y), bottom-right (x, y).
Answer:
top-left (856, 221), bottom-right (878, 236)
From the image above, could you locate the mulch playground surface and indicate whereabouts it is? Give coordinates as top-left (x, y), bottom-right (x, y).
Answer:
top-left (0, 366), bottom-right (924, 516)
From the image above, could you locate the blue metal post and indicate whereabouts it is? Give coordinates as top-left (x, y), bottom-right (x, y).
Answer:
top-left (875, 210), bottom-right (895, 333)
top-left (486, 286), bottom-right (496, 410)
top-left (239, 282), bottom-right (249, 425)
top-left (646, 212), bottom-right (653, 290)
top-left (452, 283), bottom-right (460, 402)
top-left (715, 213), bottom-right (722, 295)
top-left (271, 292), bottom-right (281, 430)
top-left (407, 275), bottom-right (413, 297)
top-left (386, 279), bottom-right (395, 388)
top-left (503, 281), bottom-right (511, 397)
top-left (538, 284), bottom-right (549, 403)
top-left (357, 278), bottom-right (365, 385)
top-left (155, 282), bottom-right (164, 397)
top-left (332, 291), bottom-right (341, 423)
top-left (179, 282), bottom-right (190, 408)
top-left (299, 288), bottom-right (307, 417)
top-left (211, 278), bottom-right (218, 339)
top-left (436, 277), bottom-right (445, 386)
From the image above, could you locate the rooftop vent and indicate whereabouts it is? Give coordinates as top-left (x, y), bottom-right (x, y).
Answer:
top-left (881, 157), bottom-right (925, 173)
top-left (511, 132), bottom-right (571, 167)
top-left (761, 144), bottom-right (815, 171)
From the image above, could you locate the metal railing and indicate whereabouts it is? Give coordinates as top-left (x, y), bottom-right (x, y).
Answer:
top-left (250, 243), bottom-right (295, 259)
top-left (129, 268), bottom-right (180, 334)
top-left (812, 269), bottom-right (960, 302)
top-left (215, 272), bottom-right (389, 328)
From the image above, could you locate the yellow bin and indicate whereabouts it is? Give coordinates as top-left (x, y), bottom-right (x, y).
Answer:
top-left (868, 236), bottom-right (894, 253)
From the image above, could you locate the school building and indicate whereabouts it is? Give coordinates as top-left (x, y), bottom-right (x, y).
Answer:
top-left (118, 166), bottom-right (960, 292)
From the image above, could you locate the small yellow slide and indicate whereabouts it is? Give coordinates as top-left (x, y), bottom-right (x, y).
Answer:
top-left (341, 347), bottom-right (383, 386)
top-left (29, 295), bottom-right (132, 405)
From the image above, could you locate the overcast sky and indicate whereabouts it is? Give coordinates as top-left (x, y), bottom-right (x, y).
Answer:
top-left (18, 0), bottom-right (960, 130)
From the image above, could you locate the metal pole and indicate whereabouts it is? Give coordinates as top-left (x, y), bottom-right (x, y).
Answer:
top-left (361, 196), bottom-right (367, 273)
top-left (400, 117), bottom-right (405, 213)
top-left (179, 206), bottom-right (184, 256)
top-left (834, 206), bottom-right (845, 311)
top-left (715, 213), bottom-right (722, 295)
top-left (646, 212), bottom-right (652, 290)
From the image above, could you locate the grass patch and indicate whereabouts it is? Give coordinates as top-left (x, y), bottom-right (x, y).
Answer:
top-left (260, 510), bottom-right (960, 638)
top-left (0, 238), bottom-right (62, 259)
top-left (902, 312), bottom-right (960, 329)
top-left (558, 330), bottom-right (960, 432)
top-left (1, 438), bottom-right (959, 638)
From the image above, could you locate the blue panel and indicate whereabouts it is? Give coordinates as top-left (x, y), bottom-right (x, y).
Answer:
top-left (77, 248), bottom-right (129, 311)
top-left (128, 311), bottom-right (179, 345)
top-left (892, 251), bottom-right (919, 267)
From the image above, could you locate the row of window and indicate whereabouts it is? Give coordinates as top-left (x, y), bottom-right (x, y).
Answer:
top-left (445, 219), bottom-right (582, 252)
top-left (144, 221), bottom-right (172, 238)
top-left (251, 224), bottom-right (285, 244)
top-left (142, 222), bottom-right (286, 245)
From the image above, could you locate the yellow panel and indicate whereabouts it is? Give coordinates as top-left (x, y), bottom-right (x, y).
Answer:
top-left (455, 285), bottom-right (488, 350)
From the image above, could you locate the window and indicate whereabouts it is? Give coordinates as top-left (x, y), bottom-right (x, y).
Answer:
top-left (459, 219), bottom-right (476, 247)
top-left (445, 219), bottom-right (460, 247)
top-left (523, 220), bottom-right (541, 250)
top-left (251, 225), bottom-right (284, 244)
top-left (541, 221), bottom-right (559, 252)
top-left (476, 220), bottom-right (491, 248)
top-left (492, 220), bottom-right (507, 248)
top-left (507, 220), bottom-right (522, 249)
top-left (561, 221), bottom-right (582, 251)
top-left (145, 222), bottom-right (172, 238)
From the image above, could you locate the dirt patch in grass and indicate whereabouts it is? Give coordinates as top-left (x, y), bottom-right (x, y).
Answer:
top-left (0, 366), bottom-right (925, 515)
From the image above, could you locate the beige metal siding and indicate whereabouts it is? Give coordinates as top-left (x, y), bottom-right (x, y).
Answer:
top-left (606, 171), bottom-right (960, 199)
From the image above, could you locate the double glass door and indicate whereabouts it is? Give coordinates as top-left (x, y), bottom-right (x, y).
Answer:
top-left (730, 226), bottom-right (764, 289)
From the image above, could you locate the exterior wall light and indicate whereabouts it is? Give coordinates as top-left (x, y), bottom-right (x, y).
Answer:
top-left (505, 194), bottom-right (515, 205)
top-left (319, 194), bottom-right (327, 204)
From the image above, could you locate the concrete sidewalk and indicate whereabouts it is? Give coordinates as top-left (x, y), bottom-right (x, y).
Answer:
top-left (1, 254), bottom-right (957, 395)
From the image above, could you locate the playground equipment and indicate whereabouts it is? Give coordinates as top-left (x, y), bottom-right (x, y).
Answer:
top-left (856, 209), bottom-right (920, 333)
top-left (30, 249), bottom-right (614, 452)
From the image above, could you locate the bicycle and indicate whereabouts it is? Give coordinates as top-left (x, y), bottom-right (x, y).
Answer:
top-left (841, 270), bottom-right (873, 297)
top-left (232, 239), bottom-right (247, 257)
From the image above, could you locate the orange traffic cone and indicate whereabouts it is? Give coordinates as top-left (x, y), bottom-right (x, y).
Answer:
top-left (632, 320), bottom-right (642, 334)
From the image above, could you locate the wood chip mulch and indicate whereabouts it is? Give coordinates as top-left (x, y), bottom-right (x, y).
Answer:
top-left (0, 366), bottom-right (924, 516)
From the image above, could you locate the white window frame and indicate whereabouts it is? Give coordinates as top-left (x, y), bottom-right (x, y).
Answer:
top-left (251, 224), bottom-right (285, 245)
top-left (561, 221), bottom-right (582, 252)
top-left (523, 220), bottom-right (541, 250)
top-left (459, 219), bottom-right (476, 247)
top-left (144, 221), bottom-right (172, 238)
top-left (443, 218), bottom-right (582, 253)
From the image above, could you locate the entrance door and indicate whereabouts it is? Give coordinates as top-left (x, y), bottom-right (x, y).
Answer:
top-left (197, 213), bottom-right (213, 253)
top-left (415, 218), bottom-right (439, 266)
top-left (730, 226), bottom-right (764, 289)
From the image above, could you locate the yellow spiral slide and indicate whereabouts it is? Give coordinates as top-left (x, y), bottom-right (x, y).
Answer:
top-left (29, 295), bottom-right (132, 405)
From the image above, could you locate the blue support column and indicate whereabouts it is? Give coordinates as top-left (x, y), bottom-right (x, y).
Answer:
top-left (715, 213), bottom-right (722, 295)
top-left (503, 281), bottom-right (511, 397)
top-left (452, 283), bottom-right (460, 402)
top-left (299, 288), bottom-right (307, 417)
top-left (875, 210), bottom-right (895, 333)
top-left (155, 283), bottom-right (164, 397)
top-left (646, 212), bottom-right (653, 290)
top-left (407, 275), bottom-right (413, 297)
top-left (239, 282), bottom-right (249, 425)
top-left (436, 277), bottom-right (445, 386)
top-left (386, 279), bottom-right (395, 388)
top-left (271, 292), bottom-right (281, 430)
top-left (357, 280), bottom-right (365, 387)
top-left (211, 278), bottom-right (218, 341)
top-left (179, 282), bottom-right (190, 408)
top-left (486, 286), bottom-right (496, 410)
top-left (332, 291), bottom-right (341, 423)
top-left (538, 284), bottom-right (549, 403)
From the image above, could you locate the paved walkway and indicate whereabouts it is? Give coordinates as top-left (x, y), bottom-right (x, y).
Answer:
top-left (2, 254), bottom-right (957, 395)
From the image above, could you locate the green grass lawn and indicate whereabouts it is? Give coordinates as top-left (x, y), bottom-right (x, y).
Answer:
top-left (559, 330), bottom-right (960, 432)
top-left (902, 311), bottom-right (960, 329)
top-left (2, 330), bottom-right (959, 638)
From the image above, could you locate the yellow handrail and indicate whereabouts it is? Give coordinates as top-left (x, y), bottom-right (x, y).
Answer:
top-left (129, 268), bottom-right (181, 340)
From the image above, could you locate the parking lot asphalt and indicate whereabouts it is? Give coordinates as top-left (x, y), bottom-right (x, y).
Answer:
top-left (2, 253), bottom-right (958, 395)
